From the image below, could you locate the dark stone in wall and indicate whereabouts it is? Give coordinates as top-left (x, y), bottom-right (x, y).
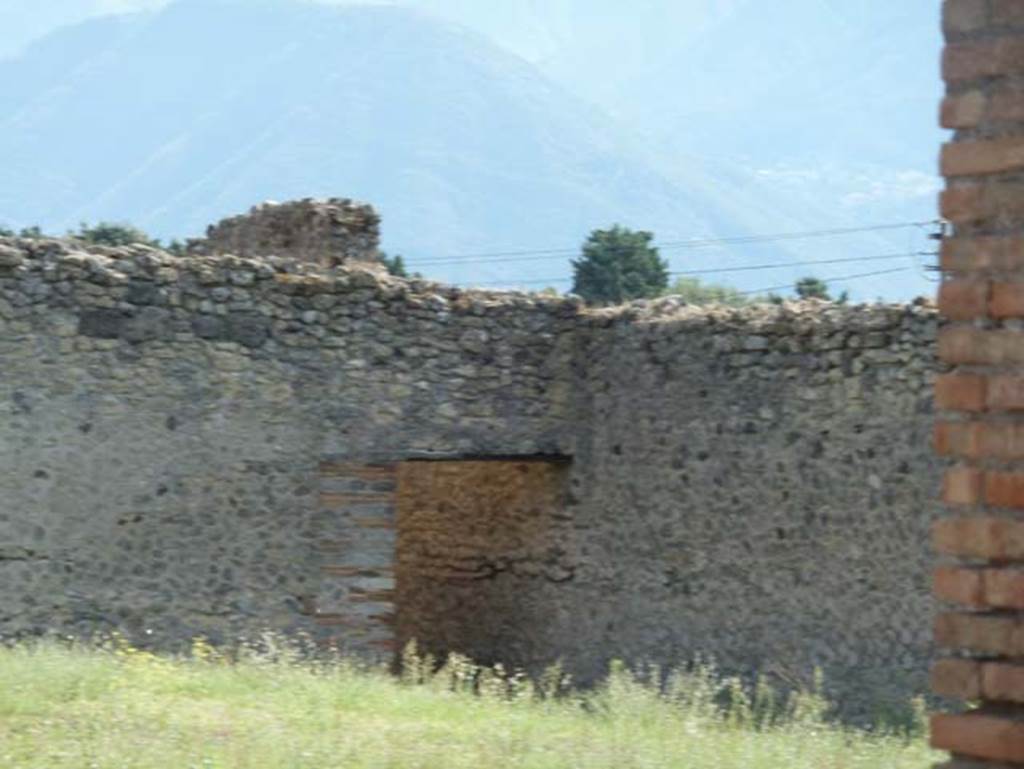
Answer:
top-left (122, 307), bottom-right (172, 343)
top-left (79, 309), bottom-right (126, 338)
top-left (124, 280), bottom-right (161, 306)
top-left (225, 313), bottom-right (270, 348)
top-left (192, 315), bottom-right (225, 340)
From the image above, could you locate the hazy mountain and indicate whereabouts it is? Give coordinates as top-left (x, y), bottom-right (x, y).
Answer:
top-left (0, 0), bottom-right (943, 170)
top-left (387, 0), bottom-right (945, 295)
top-left (611, 1), bottom-right (941, 166)
top-left (405, 0), bottom-right (943, 248)
top-left (1, 1), bottom-right (761, 283)
top-left (0, 0), bottom-right (165, 59)
top-left (0, 0), bottom-right (940, 297)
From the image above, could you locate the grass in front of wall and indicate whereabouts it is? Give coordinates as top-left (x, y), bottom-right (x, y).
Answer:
top-left (0, 637), bottom-right (940, 769)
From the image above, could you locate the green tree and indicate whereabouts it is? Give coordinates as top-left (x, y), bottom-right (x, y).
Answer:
top-left (378, 252), bottom-right (423, 279)
top-left (571, 225), bottom-right (668, 305)
top-left (18, 226), bottom-right (43, 239)
top-left (665, 276), bottom-right (750, 307)
top-left (795, 276), bottom-right (831, 300)
top-left (379, 252), bottom-right (409, 278)
top-left (794, 276), bottom-right (849, 304)
top-left (71, 221), bottom-right (161, 248)
top-left (0, 225), bottom-right (13, 237)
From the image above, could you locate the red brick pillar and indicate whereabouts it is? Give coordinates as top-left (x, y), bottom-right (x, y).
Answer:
top-left (932, 2), bottom-right (1024, 766)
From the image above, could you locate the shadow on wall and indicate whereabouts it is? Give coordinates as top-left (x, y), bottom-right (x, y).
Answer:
top-left (395, 457), bottom-right (575, 669)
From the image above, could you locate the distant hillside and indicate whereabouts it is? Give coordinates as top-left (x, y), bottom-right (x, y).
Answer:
top-left (0, 0), bottom-right (745, 286)
top-left (0, 0), bottom-right (938, 297)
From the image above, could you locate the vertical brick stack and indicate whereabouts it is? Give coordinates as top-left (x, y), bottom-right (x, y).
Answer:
top-left (933, 2), bottom-right (1024, 765)
top-left (312, 461), bottom-right (397, 659)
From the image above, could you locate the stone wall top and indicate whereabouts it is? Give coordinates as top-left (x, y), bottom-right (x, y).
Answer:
top-left (0, 235), bottom-right (938, 348)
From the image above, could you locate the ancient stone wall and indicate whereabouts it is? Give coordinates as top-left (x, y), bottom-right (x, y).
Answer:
top-left (567, 301), bottom-right (940, 713)
top-left (189, 198), bottom-right (382, 266)
top-left (0, 234), bottom-right (941, 714)
top-left (0, 236), bottom-right (571, 657)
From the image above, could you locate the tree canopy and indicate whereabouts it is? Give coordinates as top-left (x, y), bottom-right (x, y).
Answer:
top-left (665, 276), bottom-right (751, 307)
top-left (71, 222), bottom-right (161, 248)
top-left (379, 253), bottom-right (409, 278)
top-left (795, 276), bottom-right (848, 303)
top-left (571, 225), bottom-right (668, 305)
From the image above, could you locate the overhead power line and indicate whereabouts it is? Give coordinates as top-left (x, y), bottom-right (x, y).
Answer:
top-left (670, 251), bottom-right (931, 276)
top-left (407, 220), bottom-right (938, 267)
top-left (465, 250), bottom-right (933, 288)
top-left (739, 266), bottom-right (915, 296)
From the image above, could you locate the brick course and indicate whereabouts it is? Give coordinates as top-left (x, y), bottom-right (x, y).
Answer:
top-left (940, 236), bottom-right (1024, 274)
top-left (990, 282), bottom-right (1024, 317)
top-left (990, 377), bottom-right (1024, 411)
top-left (938, 277), bottom-right (990, 318)
top-left (935, 517), bottom-right (1024, 560)
top-left (941, 467), bottom-right (985, 506)
top-left (943, 0), bottom-right (989, 36)
top-left (932, 658), bottom-right (982, 700)
top-left (935, 5), bottom-right (1024, 764)
top-left (942, 138), bottom-right (1024, 178)
top-left (944, 39), bottom-right (1024, 83)
top-left (942, 91), bottom-right (987, 130)
top-left (932, 713), bottom-right (1024, 763)
top-left (934, 566), bottom-right (985, 607)
top-left (936, 374), bottom-right (988, 412)
top-left (993, 0), bottom-right (1024, 28)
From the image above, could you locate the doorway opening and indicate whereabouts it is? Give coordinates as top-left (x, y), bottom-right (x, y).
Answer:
top-left (394, 457), bottom-right (574, 669)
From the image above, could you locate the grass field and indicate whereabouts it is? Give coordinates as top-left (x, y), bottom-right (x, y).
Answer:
top-left (0, 639), bottom-right (939, 769)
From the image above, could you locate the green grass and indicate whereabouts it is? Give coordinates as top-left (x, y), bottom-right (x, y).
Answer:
top-left (0, 639), bottom-right (940, 769)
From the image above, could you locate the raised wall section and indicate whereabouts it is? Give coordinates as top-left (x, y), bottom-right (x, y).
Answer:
top-left (189, 198), bottom-right (382, 266)
top-left (0, 236), bottom-right (941, 712)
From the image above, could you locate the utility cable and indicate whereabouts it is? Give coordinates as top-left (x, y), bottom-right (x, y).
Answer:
top-left (738, 266), bottom-right (915, 296)
top-left (407, 220), bottom-right (939, 267)
top-left (463, 251), bottom-right (933, 288)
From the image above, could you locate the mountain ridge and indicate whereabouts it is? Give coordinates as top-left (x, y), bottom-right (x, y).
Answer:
top-left (0, 0), bottom-right (937, 298)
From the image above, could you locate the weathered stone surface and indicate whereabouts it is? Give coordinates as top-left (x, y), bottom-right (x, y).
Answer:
top-left (188, 198), bottom-right (381, 267)
top-left (78, 309), bottom-right (126, 338)
top-left (0, 236), bottom-right (942, 717)
top-left (396, 459), bottom-right (574, 668)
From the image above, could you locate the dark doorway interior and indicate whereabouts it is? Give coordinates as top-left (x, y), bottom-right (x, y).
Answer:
top-left (394, 457), bottom-right (574, 669)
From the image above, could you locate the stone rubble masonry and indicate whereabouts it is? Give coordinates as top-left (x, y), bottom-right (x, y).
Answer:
top-left (188, 197), bottom-right (382, 267)
top-left (0, 226), bottom-right (940, 718)
top-left (934, 2), bottom-right (1024, 766)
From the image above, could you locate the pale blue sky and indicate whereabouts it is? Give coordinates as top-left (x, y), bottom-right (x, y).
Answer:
top-left (0, 0), bottom-right (944, 298)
